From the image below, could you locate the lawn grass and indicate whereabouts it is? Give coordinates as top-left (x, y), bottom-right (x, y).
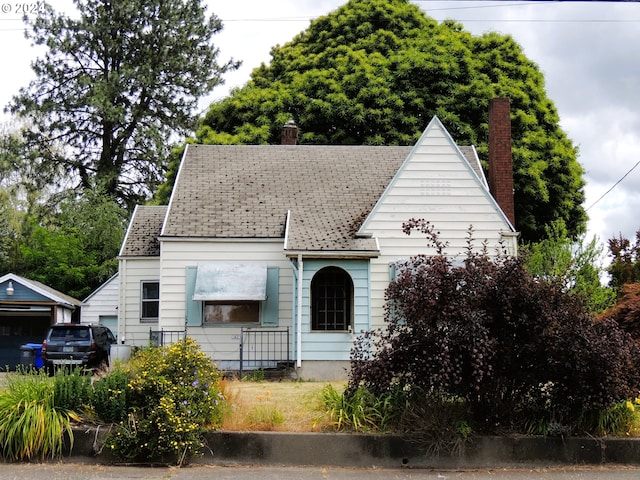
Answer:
top-left (0, 373), bottom-right (345, 432)
top-left (221, 379), bottom-right (346, 432)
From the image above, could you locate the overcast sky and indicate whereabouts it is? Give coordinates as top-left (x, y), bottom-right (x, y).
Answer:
top-left (1, 1), bottom-right (639, 256)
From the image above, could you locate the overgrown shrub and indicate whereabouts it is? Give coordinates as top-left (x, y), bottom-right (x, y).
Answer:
top-left (90, 367), bottom-right (130, 424)
top-left (0, 370), bottom-right (79, 461)
top-left (242, 368), bottom-right (266, 382)
top-left (53, 368), bottom-right (92, 413)
top-left (104, 338), bottom-right (227, 465)
top-left (349, 220), bottom-right (640, 435)
top-left (597, 283), bottom-right (640, 339)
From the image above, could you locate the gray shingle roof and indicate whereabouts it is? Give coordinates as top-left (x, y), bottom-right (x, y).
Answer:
top-left (120, 205), bottom-right (167, 257)
top-left (163, 145), bottom-right (413, 253)
top-left (459, 146), bottom-right (488, 189)
top-left (160, 143), bottom-right (484, 253)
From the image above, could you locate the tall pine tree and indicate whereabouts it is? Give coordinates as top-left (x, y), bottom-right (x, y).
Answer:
top-left (8, 0), bottom-right (238, 210)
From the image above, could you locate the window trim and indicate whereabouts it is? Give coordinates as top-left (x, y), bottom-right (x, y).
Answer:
top-left (202, 300), bottom-right (261, 326)
top-left (140, 280), bottom-right (160, 323)
top-left (310, 266), bottom-right (354, 332)
top-left (185, 265), bottom-right (280, 328)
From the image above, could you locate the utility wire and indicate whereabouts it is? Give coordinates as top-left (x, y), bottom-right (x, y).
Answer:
top-left (586, 160), bottom-right (640, 211)
top-left (1, 0), bottom-right (639, 29)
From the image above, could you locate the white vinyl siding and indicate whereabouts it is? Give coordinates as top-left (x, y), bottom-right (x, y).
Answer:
top-left (118, 258), bottom-right (160, 345)
top-left (81, 274), bottom-right (119, 325)
top-left (158, 240), bottom-right (292, 364)
top-left (361, 118), bottom-right (517, 330)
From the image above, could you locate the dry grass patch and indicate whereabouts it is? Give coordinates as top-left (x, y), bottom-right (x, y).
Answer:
top-left (221, 379), bottom-right (346, 432)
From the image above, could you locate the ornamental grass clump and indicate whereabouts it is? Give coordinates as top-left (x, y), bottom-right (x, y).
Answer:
top-left (318, 383), bottom-right (403, 432)
top-left (104, 338), bottom-right (227, 465)
top-left (244, 390), bottom-right (285, 431)
top-left (589, 398), bottom-right (640, 437)
top-left (0, 369), bottom-right (79, 461)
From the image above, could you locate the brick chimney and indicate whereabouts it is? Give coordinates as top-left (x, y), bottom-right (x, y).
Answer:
top-left (488, 98), bottom-right (515, 227)
top-left (281, 119), bottom-right (298, 145)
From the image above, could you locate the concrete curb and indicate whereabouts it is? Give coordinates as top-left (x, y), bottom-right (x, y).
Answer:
top-left (69, 428), bottom-right (640, 468)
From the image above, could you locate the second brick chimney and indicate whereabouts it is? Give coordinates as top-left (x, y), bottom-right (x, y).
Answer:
top-left (281, 119), bottom-right (298, 145)
top-left (488, 98), bottom-right (515, 227)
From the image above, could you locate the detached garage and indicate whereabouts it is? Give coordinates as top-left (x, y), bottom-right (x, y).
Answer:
top-left (0, 273), bottom-right (81, 370)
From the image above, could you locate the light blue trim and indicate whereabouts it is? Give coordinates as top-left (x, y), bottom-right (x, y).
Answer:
top-left (299, 259), bottom-right (370, 361)
top-left (185, 266), bottom-right (202, 326)
top-left (261, 266), bottom-right (280, 326)
top-left (289, 259), bottom-right (299, 361)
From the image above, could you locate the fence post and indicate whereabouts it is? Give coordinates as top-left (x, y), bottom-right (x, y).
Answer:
top-left (239, 328), bottom-right (245, 380)
top-left (287, 327), bottom-right (290, 368)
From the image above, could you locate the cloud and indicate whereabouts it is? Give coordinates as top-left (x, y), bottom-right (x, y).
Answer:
top-left (427, 1), bottom-right (640, 245)
top-left (2, 0), bottom-right (639, 250)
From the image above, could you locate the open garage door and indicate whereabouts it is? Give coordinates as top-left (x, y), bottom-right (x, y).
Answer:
top-left (0, 311), bottom-right (52, 370)
top-left (0, 274), bottom-right (81, 371)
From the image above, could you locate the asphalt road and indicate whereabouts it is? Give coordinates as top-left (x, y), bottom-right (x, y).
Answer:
top-left (2, 464), bottom-right (640, 480)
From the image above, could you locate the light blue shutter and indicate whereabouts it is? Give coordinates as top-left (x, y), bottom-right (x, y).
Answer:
top-left (388, 262), bottom-right (403, 324)
top-left (185, 266), bottom-right (202, 326)
top-left (261, 266), bottom-right (279, 326)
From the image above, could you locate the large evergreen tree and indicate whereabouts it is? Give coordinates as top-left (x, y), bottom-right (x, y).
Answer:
top-left (7, 0), bottom-right (238, 210)
top-left (172, 0), bottom-right (585, 243)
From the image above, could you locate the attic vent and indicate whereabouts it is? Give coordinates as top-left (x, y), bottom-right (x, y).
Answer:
top-left (421, 179), bottom-right (451, 196)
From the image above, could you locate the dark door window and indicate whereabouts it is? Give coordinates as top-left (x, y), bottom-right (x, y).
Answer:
top-left (311, 267), bottom-right (353, 331)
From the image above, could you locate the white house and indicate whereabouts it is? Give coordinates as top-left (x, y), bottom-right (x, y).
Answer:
top-left (80, 273), bottom-right (119, 339)
top-left (117, 99), bottom-right (518, 380)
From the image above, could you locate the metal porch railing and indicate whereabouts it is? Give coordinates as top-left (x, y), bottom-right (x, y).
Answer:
top-left (149, 328), bottom-right (187, 347)
top-left (239, 327), bottom-right (291, 379)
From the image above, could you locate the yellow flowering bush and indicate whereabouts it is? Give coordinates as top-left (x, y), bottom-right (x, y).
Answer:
top-left (104, 338), bottom-right (227, 464)
top-left (91, 367), bottom-right (130, 423)
top-left (593, 398), bottom-right (640, 437)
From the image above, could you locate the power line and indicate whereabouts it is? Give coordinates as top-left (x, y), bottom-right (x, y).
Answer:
top-left (586, 160), bottom-right (640, 211)
top-left (414, 1), bottom-right (552, 10)
top-left (1, 0), bottom-right (639, 31)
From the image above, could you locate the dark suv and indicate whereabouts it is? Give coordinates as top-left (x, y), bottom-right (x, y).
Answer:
top-left (42, 323), bottom-right (116, 372)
